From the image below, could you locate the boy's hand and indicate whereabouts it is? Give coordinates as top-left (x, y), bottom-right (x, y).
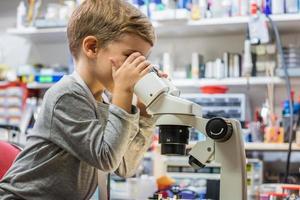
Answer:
top-left (110, 52), bottom-right (152, 114)
top-left (137, 98), bottom-right (151, 118)
top-left (111, 52), bottom-right (152, 93)
top-left (156, 69), bottom-right (168, 79)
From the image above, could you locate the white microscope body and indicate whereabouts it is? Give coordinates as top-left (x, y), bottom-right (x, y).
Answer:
top-left (134, 71), bottom-right (247, 200)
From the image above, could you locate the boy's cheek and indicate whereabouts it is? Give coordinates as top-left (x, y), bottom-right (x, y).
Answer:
top-left (119, 57), bottom-right (127, 66)
top-left (110, 57), bottom-right (125, 69)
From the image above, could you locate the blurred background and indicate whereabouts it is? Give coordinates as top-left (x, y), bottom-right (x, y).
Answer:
top-left (1, 0), bottom-right (300, 199)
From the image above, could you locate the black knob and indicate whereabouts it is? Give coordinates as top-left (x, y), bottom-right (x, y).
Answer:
top-left (206, 118), bottom-right (233, 142)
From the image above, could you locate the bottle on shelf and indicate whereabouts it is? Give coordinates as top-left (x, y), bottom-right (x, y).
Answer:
top-left (272, 0), bottom-right (285, 14)
top-left (242, 31), bottom-right (253, 77)
top-left (162, 52), bottom-right (173, 78)
top-left (16, 1), bottom-right (27, 29)
top-left (191, 0), bottom-right (201, 20)
top-left (285, 0), bottom-right (299, 14)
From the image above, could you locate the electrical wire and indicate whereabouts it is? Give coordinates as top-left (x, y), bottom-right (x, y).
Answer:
top-left (107, 173), bottom-right (110, 200)
top-left (266, 15), bottom-right (294, 183)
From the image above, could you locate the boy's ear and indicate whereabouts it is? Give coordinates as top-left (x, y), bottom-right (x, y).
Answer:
top-left (82, 36), bottom-right (99, 59)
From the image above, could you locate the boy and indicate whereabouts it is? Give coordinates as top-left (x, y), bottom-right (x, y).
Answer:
top-left (0, 0), bottom-right (163, 199)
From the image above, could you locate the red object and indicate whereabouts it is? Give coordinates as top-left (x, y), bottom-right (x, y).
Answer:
top-left (250, 1), bottom-right (258, 15)
top-left (282, 185), bottom-right (300, 191)
top-left (291, 90), bottom-right (295, 103)
top-left (0, 141), bottom-right (21, 180)
top-left (267, 192), bottom-right (288, 197)
top-left (0, 81), bottom-right (28, 109)
top-left (200, 86), bottom-right (228, 94)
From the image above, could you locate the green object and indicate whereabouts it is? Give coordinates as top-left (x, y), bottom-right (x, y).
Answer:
top-left (186, 64), bottom-right (192, 79)
top-left (39, 76), bottom-right (53, 83)
top-left (157, 4), bottom-right (165, 11)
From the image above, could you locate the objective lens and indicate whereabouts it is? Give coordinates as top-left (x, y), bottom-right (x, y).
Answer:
top-left (158, 125), bottom-right (190, 156)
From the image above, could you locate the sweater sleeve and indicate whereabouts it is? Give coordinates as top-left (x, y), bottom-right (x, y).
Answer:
top-left (50, 93), bottom-right (140, 172)
top-left (114, 116), bottom-right (156, 177)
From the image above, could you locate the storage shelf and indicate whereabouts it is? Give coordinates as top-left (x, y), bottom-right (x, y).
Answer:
top-left (187, 142), bottom-right (300, 151)
top-left (24, 77), bottom-right (284, 89)
top-left (245, 143), bottom-right (300, 151)
top-left (24, 76), bottom-right (293, 89)
top-left (7, 14), bottom-right (300, 41)
top-left (154, 14), bottom-right (300, 37)
top-left (27, 82), bottom-right (55, 89)
top-left (167, 172), bottom-right (220, 180)
top-left (172, 76), bottom-right (284, 87)
top-left (7, 27), bottom-right (67, 43)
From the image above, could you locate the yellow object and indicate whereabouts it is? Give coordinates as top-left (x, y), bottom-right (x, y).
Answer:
top-left (156, 175), bottom-right (175, 190)
top-left (264, 126), bottom-right (284, 143)
top-left (21, 75), bottom-right (35, 83)
top-left (191, 3), bottom-right (201, 20)
top-left (0, 64), bottom-right (10, 81)
top-left (27, 0), bottom-right (35, 26)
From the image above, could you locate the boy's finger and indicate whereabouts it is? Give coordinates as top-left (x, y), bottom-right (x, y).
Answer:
top-left (158, 70), bottom-right (168, 78)
top-left (110, 59), bottom-right (118, 76)
top-left (140, 65), bottom-right (152, 77)
top-left (124, 52), bottom-right (141, 65)
top-left (136, 60), bottom-right (151, 72)
top-left (131, 56), bottom-right (146, 67)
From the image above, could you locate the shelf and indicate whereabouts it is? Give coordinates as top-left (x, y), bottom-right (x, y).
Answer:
top-left (24, 77), bottom-right (283, 89)
top-left (172, 76), bottom-right (284, 87)
top-left (167, 172), bottom-right (220, 180)
top-left (7, 27), bottom-right (67, 43)
top-left (27, 82), bottom-right (55, 89)
top-left (187, 142), bottom-right (300, 151)
top-left (7, 14), bottom-right (300, 41)
top-left (155, 16), bottom-right (248, 37)
top-left (245, 143), bottom-right (300, 151)
top-left (155, 14), bottom-right (300, 37)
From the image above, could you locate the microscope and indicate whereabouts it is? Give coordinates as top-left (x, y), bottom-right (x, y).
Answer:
top-left (134, 70), bottom-right (247, 200)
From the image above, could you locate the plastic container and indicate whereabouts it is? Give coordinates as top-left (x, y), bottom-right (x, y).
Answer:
top-left (272, 0), bottom-right (285, 14)
top-left (282, 185), bottom-right (300, 196)
top-left (268, 192), bottom-right (288, 200)
top-left (200, 86), bottom-right (228, 94)
top-left (16, 1), bottom-right (26, 29)
top-left (296, 128), bottom-right (300, 145)
top-left (285, 0), bottom-right (298, 13)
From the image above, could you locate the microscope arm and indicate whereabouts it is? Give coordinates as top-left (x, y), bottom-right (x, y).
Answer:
top-left (154, 114), bottom-right (247, 200)
top-left (134, 72), bottom-right (247, 200)
top-left (190, 117), bottom-right (247, 200)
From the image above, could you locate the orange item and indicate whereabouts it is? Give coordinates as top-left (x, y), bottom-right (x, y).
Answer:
top-left (200, 86), bottom-right (228, 94)
top-left (267, 192), bottom-right (288, 197)
top-left (264, 126), bottom-right (284, 143)
top-left (156, 176), bottom-right (175, 190)
top-left (282, 185), bottom-right (300, 191)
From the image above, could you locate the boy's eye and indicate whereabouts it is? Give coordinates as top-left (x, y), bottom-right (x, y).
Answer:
top-left (122, 53), bottom-right (130, 57)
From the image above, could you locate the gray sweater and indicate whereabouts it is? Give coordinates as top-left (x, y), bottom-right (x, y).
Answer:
top-left (0, 74), bottom-right (155, 200)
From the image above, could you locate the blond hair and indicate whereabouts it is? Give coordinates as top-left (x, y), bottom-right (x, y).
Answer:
top-left (67, 0), bottom-right (155, 59)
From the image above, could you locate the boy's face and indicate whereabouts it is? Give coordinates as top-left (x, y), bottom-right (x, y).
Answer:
top-left (95, 33), bottom-right (152, 92)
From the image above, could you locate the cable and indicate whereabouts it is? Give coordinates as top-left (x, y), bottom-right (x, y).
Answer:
top-left (107, 173), bottom-right (111, 200)
top-left (266, 15), bottom-right (294, 183)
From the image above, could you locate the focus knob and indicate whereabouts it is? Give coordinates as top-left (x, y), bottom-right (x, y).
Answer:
top-left (206, 118), bottom-right (233, 142)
